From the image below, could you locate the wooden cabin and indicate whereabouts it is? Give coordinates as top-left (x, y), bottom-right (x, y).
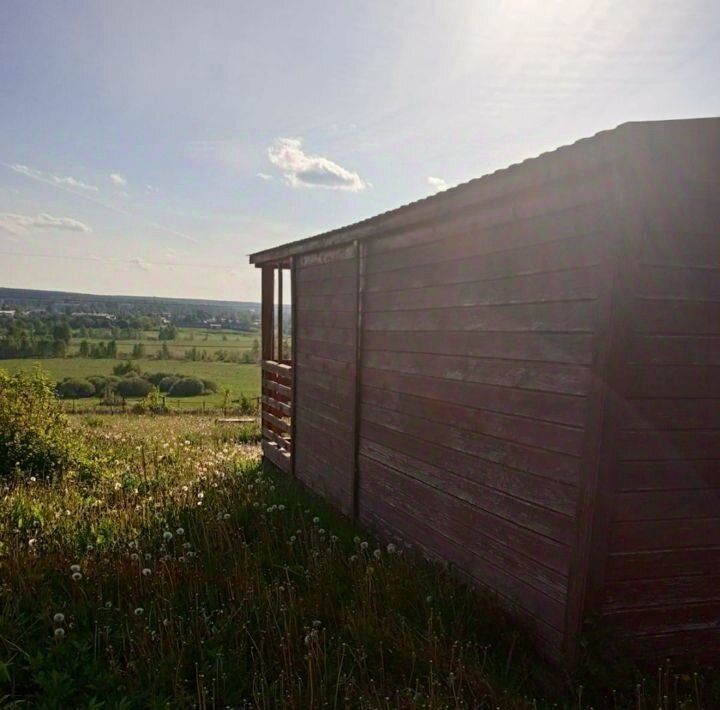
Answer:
top-left (249, 118), bottom-right (720, 664)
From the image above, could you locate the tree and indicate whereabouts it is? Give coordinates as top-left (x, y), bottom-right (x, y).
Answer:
top-left (250, 338), bottom-right (260, 363)
top-left (131, 342), bottom-right (146, 359)
top-left (158, 325), bottom-right (177, 341)
top-left (79, 339), bottom-right (90, 357)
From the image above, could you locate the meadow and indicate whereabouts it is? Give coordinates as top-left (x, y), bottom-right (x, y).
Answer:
top-left (0, 358), bottom-right (260, 410)
top-left (1, 404), bottom-right (718, 708)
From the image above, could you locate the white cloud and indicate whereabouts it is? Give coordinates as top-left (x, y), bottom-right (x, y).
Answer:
top-left (109, 173), bottom-right (127, 187)
top-left (11, 164), bottom-right (98, 192)
top-left (145, 184), bottom-right (159, 193)
top-left (129, 256), bottom-right (152, 271)
top-left (256, 172), bottom-right (273, 181)
top-left (268, 138), bottom-right (368, 191)
top-left (427, 176), bottom-right (449, 192)
top-left (0, 212), bottom-right (92, 235)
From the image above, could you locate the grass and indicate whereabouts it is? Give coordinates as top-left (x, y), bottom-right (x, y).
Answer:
top-left (1, 414), bottom-right (717, 708)
top-left (0, 358), bottom-right (260, 409)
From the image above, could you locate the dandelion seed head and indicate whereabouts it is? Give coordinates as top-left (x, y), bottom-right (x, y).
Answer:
top-left (54, 627), bottom-right (65, 638)
top-left (72, 572), bottom-right (82, 581)
top-left (53, 613), bottom-right (65, 623)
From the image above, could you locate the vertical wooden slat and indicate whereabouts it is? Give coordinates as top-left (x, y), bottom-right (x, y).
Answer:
top-left (290, 256), bottom-right (298, 478)
top-left (261, 267), bottom-right (274, 362)
top-left (277, 267), bottom-right (283, 363)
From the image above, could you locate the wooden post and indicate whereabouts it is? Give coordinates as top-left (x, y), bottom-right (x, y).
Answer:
top-left (261, 267), bottom-right (274, 362)
top-left (277, 267), bottom-right (283, 363)
top-left (290, 256), bottom-right (298, 477)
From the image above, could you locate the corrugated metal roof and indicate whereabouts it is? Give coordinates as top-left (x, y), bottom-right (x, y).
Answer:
top-left (248, 117), bottom-right (716, 265)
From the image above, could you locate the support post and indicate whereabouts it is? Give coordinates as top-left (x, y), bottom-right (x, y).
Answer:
top-left (290, 256), bottom-right (298, 477)
top-left (352, 240), bottom-right (364, 520)
top-left (277, 267), bottom-right (283, 362)
top-left (261, 267), bottom-right (274, 362)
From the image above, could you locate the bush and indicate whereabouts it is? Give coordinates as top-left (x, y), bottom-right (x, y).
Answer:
top-left (146, 371), bottom-right (175, 387)
top-left (113, 360), bottom-right (141, 376)
top-left (201, 378), bottom-right (218, 393)
top-left (158, 375), bottom-right (180, 392)
top-left (87, 375), bottom-right (108, 397)
top-left (116, 377), bottom-right (154, 398)
top-left (57, 377), bottom-right (96, 399)
top-left (0, 368), bottom-right (89, 480)
top-left (168, 376), bottom-right (205, 397)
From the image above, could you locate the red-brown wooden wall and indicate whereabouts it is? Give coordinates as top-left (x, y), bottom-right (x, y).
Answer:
top-left (252, 118), bottom-right (720, 664)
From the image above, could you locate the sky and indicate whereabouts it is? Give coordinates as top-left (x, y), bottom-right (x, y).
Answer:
top-left (0, 1), bottom-right (718, 302)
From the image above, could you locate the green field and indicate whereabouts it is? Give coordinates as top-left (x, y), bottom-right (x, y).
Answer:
top-left (0, 357), bottom-right (260, 409)
top-left (67, 327), bottom-right (260, 359)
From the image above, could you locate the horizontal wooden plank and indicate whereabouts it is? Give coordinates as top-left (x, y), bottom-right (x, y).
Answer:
top-left (616, 460), bottom-right (720, 492)
top-left (633, 265), bottom-right (720, 302)
top-left (631, 300), bottom-right (720, 335)
top-left (261, 395), bottom-right (291, 417)
top-left (603, 575), bottom-right (720, 611)
top-left (602, 601), bottom-right (720, 637)
top-left (626, 335), bottom-right (720, 366)
top-left (295, 398), bottom-right (354, 432)
top-left (361, 366), bottom-right (587, 426)
top-left (364, 300), bottom-right (597, 334)
top-left (610, 518), bottom-right (720, 551)
top-left (640, 229), bottom-right (720, 269)
top-left (606, 548), bottom-right (720, 581)
top-left (295, 365), bottom-right (355, 397)
top-left (265, 379), bottom-right (292, 399)
top-left (623, 628), bottom-right (720, 662)
top-left (262, 426), bottom-right (291, 453)
top-left (362, 384), bottom-right (585, 456)
top-left (262, 410), bottom-right (290, 434)
top-left (261, 360), bottom-right (293, 379)
top-left (295, 417), bottom-right (353, 460)
top-left (363, 350), bottom-right (592, 396)
top-left (298, 324), bottom-right (355, 346)
top-left (618, 429), bottom-right (720, 461)
top-left (360, 402), bottom-right (581, 491)
top-left (296, 351), bottom-right (354, 379)
top-left (621, 398), bottom-right (720, 430)
top-left (262, 440), bottom-right (291, 474)
top-left (298, 309), bottom-right (356, 330)
top-left (360, 435), bottom-right (577, 532)
top-left (624, 365), bottom-right (720, 398)
top-left (295, 437), bottom-right (352, 479)
top-left (359, 485), bottom-right (568, 632)
top-left (296, 380), bottom-right (356, 418)
top-left (363, 330), bottom-right (596, 364)
top-left (614, 490), bottom-right (720, 521)
top-left (295, 275), bottom-right (356, 296)
top-left (364, 232), bottom-right (606, 292)
top-left (296, 337), bottom-right (355, 363)
top-left (295, 256), bottom-right (356, 284)
top-left (296, 292), bottom-right (356, 312)
top-left (295, 449), bottom-right (353, 515)
top-left (295, 242), bottom-right (357, 268)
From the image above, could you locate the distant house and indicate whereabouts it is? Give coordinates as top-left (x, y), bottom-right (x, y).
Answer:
top-left (0, 310), bottom-right (15, 317)
top-left (250, 118), bottom-right (720, 665)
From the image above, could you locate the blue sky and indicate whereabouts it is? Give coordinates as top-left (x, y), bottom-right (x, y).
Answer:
top-left (1, 1), bottom-right (718, 301)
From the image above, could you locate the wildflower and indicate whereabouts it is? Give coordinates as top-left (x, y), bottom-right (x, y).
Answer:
top-left (28, 538), bottom-right (36, 546)
top-left (53, 613), bottom-right (65, 623)
top-left (183, 542), bottom-right (192, 550)
top-left (134, 607), bottom-right (144, 616)
top-left (176, 527), bottom-right (185, 536)
top-left (145, 553), bottom-right (152, 560)
top-left (373, 549), bottom-right (382, 560)
top-left (331, 535), bottom-right (338, 543)
top-left (130, 553), bottom-right (139, 561)
top-left (312, 517), bottom-right (320, 525)
top-left (360, 541), bottom-right (368, 550)
top-left (318, 528), bottom-right (325, 535)
top-left (426, 596), bottom-right (433, 603)
top-left (142, 568), bottom-right (151, 577)
top-left (387, 543), bottom-right (397, 554)
top-left (72, 572), bottom-right (82, 581)
top-left (54, 627), bottom-right (65, 638)
top-left (163, 531), bottom-right (173, 541)
top-left (70, 564), bottom-right (81, 573)
top-left (350, 555), bottom-right (358, 562)
top-left (354, 536), bottom-right (361, 544)
top-left (278, 504), bottom-right (285, 511)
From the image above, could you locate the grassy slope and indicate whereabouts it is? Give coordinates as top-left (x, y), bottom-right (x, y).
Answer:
top-left (0, 415), bottom-right (717, 708)
top-left (0, 358), bottom-right (260, 407)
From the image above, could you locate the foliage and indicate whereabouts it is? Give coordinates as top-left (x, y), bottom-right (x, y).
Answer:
top-left (56, 377), bottom-right (96, 399)
top-left (168, 376), bottom-right (206, 397)
top-left (200, 377), bottom-right (218, 393)
top-left (115, 377), bottom-right (154, 398)
top-left (112, 360), bottom-right (141, 376)
top-left (158, 375), bottom-right (180, 392)
top-left (0, 368), bottom-right (90, 480)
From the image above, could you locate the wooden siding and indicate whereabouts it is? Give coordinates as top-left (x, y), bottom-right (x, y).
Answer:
top-left (598, 122), bottom-right (720, 660)
top-left (293, 243), bottom-right (358, 515)
top-left (355, 160), bottom-right (620, 658)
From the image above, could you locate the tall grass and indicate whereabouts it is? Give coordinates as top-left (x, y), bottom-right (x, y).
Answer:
top-left (0, 416), bottom-right (716, 708)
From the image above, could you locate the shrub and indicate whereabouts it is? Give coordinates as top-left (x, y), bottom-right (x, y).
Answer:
top-left (116, 377), bottom-right (154, 398)
top-left (146, 371), bottom-right (174, 387)
top-left (168, 376), bottom-right (205, 397)
top-left (113, 360), bottom-right (141, 376)
top-left (201, 378), bottom-right (218, 393)
top-left (0, 368), bottom-right (88, 480)
top-left (57, 377), bottom-right (96, 399)
top-left (87, 375), bottom-right (108, 397)
top-left (158, 375), bottom-right (180, 392)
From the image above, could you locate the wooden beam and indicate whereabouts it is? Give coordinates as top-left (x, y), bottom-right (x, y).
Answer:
top-left (290, 255), bottom-right (298, 478)
top-left (261, 360), bottom-right (293, 380)
top-left (262, 427), bottom-right (292, 453)
top-left (277, 267), bottom-right (283, 362)
top-left (352, 239), bottom-right (364, 520)
top-left (262, 410), bottom-right (291, 434)
top-left (261, 267), bottom-right (274, 362)
top-left (265, 379), bottom-right (292, 399)
top-left (262, 440), bottom-right (291, 474)
top-left (261, 395), bottom-right (291, 417)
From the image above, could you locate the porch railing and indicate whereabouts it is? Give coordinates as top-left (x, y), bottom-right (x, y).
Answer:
top-left (261, 359), bottom-right (292, 473)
